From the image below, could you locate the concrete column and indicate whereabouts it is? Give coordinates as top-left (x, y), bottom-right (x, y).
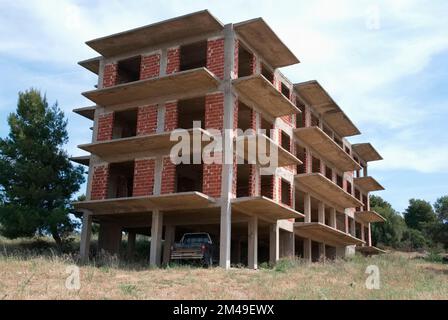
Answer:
top-left (368, 223), bottom-right (372, 246)
top-left (318, 201), bottom-right (325, 224)
top-left (319, 243), bottom-right (326, 262)
top-left (127, 231), bottom-right (136, 259)
top-left (303, 238), bottom-right (312, 263)
top-left (269, 223), bottom-right (279, 265)
top-left (304, 193), bottom-right (311, 223)
top-left (329, 207), bottom-right (337, 228)
top-left (150, 210), bottom-right (163, 267)
top-left (361, 223), bottom-right (365, 242)
top-left (162, 225), bottom-right (175, 265)
top-left (363, 164), bottom-right (368, 177)
top-left (350, 217), bottom-right (356, 237)
top-left (219, 23), bottom-right (237, 269)
top-left (248, 216), bottom-right (258, 269)
top-left (345, 215), bottom-right (349, 233)
top-left (80, 211), bottom-right (92, 263)
top-left (281, 231), bottom-right (295, 257)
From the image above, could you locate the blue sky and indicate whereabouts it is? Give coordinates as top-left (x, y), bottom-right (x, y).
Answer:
top-left (1, 0), bottom-right (447, 213)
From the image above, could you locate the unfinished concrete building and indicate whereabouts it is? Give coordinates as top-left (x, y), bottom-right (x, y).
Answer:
top-left (72, 10), bottom-right (386, 268)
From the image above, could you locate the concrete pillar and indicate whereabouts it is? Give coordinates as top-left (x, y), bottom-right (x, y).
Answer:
top-left (329, 207), bottom-right (337, 228)
top-left (281, 231), bottom-right (295, 257)
top-left (350, 217), bottom-right (356, 236)
top-left (304, 193), bottom-right (311, 223)
top-left (319, 243), bottom-right (326, 262)
top-left (162, 225), bottom-right (175, 265)
top-left (98, 222), bottom-right (122, 255)
top-left (361, 223), bottom-right (365, 242)
top-left (127, 231), bottom-right (136, 259)
top-left (219, 23), bottom-right (237, 269)
top-left (318, 201), bottom-right (325, 224)
top-left (368, 223), bottom-right (372, 246)
top-left (248, 216), bottom-right (258, 269)
top-left (303, 238), bottom-right (312, 263)
top-left (363, 164), bottom-right (368, 177)
top-left (345, 215), bottom-right (349, 233)
top-left (269, 223), bottom-right (279, 265)
top-left (80, 211), bottom-right (92, 263)
top-left (150, 210), bottom-right (163, 267)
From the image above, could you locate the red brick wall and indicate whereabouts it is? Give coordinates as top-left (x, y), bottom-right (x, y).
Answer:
top-left (91, 164), bottom-right (109, 200)
top-left (248, 165), bottom-right (259, 196)
top-left (205, 93), bottom-right (224, 130)
top-left (166, 47), bottom-right (180, 74)
top-left (234, 39), bottom-right (239, 77)
top-left (207, 38), bottom-right (225, 79)
top-left (132, 159), bottom-right (155, 196)
top-left (103, 63), bottom-right (117, 87)
top-left (202, 159), bottom-right (222, 198)
top-left (140, 54), bottom-right (160, 80)
top-left (97, 112), bottom-right (114, 141)
top-left (161, 156), bottom-right (176, 194)
top-left (164, 101), bottom-right (178, 131)
top-left (136, 105), bottom-right (158, 135)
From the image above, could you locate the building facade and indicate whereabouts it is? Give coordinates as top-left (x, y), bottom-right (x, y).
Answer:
top-left (73, 10), bottom-right (385, 269)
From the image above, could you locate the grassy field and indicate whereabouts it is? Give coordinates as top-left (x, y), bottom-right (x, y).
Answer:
top-left (0, 237), bottom-right (447, 300)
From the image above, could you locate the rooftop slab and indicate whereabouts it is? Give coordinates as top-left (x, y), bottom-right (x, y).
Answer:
top-left (234, 18), bottom-right (299, 68)
top-left (86, 10), bottom-right (224, 57)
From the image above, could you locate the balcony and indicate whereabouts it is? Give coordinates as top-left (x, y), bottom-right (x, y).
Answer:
top-left (73, 106), bottom-right (95, 120)
top-left (73, 191), bottom-right (216, 214)
top-left (235, 133), bottom-right (301, 167)
top-left (234, 18), bottom-right (299, 68)
top-left (294, 81), bottom-right (360, 137)
top-left (352, 143), bottom-right (383, 162)
top-left (294, 222), bottom-right (365, 246)
top-left (79, 128), bottom-right (212, 162)
top-left (78, 57), bottom-right (100, 75)
top-left (233, 74), bottom-right (300, 118)
top-left (354, 176), bottom-right (384, 192)
top-left (232, 196), bottom-right (304, 223)
top-left (294, 126), bottom-right (361, 171)
top-left (356, 210), bottom-right (386, 223)
top-left (83, 68), bottom-right (219, 107)
top-left (295, 173), bottom-right (363, 209)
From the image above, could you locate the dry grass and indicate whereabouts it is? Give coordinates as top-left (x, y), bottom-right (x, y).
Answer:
top-left (0, 237), bottom-right (447, 300)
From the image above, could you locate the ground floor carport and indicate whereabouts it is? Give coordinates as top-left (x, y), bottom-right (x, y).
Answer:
top-left (74, 192), bottom-right (302, 269)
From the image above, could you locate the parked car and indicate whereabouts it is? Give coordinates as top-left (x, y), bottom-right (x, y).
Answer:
top-left (170, 232), bottom-right (215, 267)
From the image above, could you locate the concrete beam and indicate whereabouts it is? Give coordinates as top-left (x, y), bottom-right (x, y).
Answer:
top-left (162, 225), bottom-right (175, 265)
top-left (150, 209), bottom-right (163, 267)
top-left (269, 223), bottom-right (279, 265)
top-left (80, 211), bottom-right (92, 263)
top-left (248, 216), bottom-right (258, 269)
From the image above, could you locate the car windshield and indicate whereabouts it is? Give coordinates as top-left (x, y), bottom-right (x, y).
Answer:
top-left (182, 234), bottom-right (210, 245)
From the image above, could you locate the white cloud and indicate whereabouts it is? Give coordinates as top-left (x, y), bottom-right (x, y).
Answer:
top-left (1, 0), bottom-right (447, 176)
